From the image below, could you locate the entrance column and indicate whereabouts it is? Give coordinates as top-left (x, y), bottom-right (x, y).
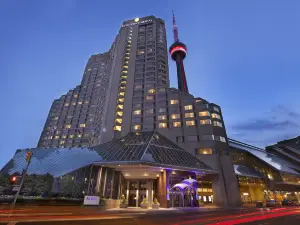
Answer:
top-left (160, 169), bottom-right (170, 208)
top-left (148, 180), bottom-right (153, 206)
top-left (95, 167), bottom-right (102, 193)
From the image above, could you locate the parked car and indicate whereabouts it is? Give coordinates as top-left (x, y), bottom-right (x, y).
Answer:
top-left (266, 199), bottom-right (282, 207)
top-left (282, 199), bottom-right (298, 206)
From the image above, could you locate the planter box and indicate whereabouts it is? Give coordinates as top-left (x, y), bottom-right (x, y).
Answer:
top-left (152, 203), bottom-right (160, 209)
top-left (120, 203), bottom-right (128, 208)
top-left (140, 203), bottom-right (148, 209)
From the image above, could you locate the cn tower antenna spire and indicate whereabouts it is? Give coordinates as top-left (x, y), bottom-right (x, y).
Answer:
top-left (172, 10), bottom-right (179, 42)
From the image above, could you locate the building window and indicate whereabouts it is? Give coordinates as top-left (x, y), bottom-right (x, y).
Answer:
top-left (146, 96), bottom-right (154, 101)
top-left (55, 135), bottom-right (60, 139)
top-left (213, 121), bottom-right (223, 127)
top-left (202, 135), bottom-right (214, 141)
top-left (115, 118), bottom-right (123, 123)
top-left (133, 124), bottom-right (141, 130)
top-left (200, 119), bottom-right (211, 125)
top-left (60, 140), bottom-right (65, 145)
top-left (171, 114), bottom-right (180, 119)
top-left (158, 108), bottom-right (167, 113)
top-left (133, 110), bottom-right (141, 115)
top-left (117, 104), bottom-right (124, 109)
top-left (118, 98), bottom-right (125, 103)
top-left (116, 111), bottom-right (123, 116)
top-left (185, 112), bottom-right (194, 118)
top-left (64, 103), bottom-right (69, 107)
top-left (119, 92), bottom-right (125, 97)
top-left (80, 124), bottom-right (86, 128)
top-left (195, 99), bottom-right (202, 103)
top-left (78, 101), bottom-right (82, 105)
top-left (148, 88), bottom-right (155, 93)
top-left (211, 113), bottom-right (221, 119)
top-left (170, 100), bottom-right (179, 105)
top-left (173, 121), bottom-right (181, 128)
top-left (215, 136), bottom-right (226, 143)
top-left (186, 120), bottom-right (195, 126)
top-left (65, 125), bottom-right (71, 128)
top-left (187, 135), bottom-right (198, 142)
top-left (199, 111), bottom-right (210, 117)
top-left (176, 136), bottom-right (184, 143)
top-left (146, 109), bottom-right (154, 114)
top-left (159, 122), bottom-right (167, 128)
top-left (213, 106), bottom-right (220, 112)
top-left (72, 102), bottom-right (76, 106)
top-left (184, 105), bottom-right (193, 110)
top-left (198, 148), bottom-right (213, 155)
top-left (114, 126), bottom-right (122, 131)
top-left (134, 85), bottom-right (143, 90)
top-left (158, 115), bottom-right (167, 120)
top-left (158, 88), bottom-right (166, 93)
top-left (69, 134), bottom-right (74, 138)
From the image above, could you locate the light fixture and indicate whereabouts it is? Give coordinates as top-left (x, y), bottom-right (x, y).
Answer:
top-left (160, 169), bottom-right (163, 172)
top-left (156, 174), bottom-right (159, 177)
top-left (134, 18), bottom-right (140, 22)
top-left (144, 172), bottom-right (148, 176)
top-left (172, 171), bottom-right (176, 175)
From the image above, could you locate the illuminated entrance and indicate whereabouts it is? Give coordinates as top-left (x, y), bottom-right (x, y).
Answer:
top-left (170, 179), bottom-right (198, 207)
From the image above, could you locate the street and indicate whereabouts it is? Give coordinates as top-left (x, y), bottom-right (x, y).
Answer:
top-left (0, 206), bottom-right (299, 225)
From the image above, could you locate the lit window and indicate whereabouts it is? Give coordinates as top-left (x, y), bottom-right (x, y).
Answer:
top-left (170, 100), bottom-right (179, 105)
top-left (122, 70), bottom-right (128, 74)
top-left (211, 113), bottom-right (221, 119)
top-left (125, 57), bottom-right (130, 60)
top-left (198, 148), bottom-right (213, 155)
top-left (133, 110), bottom-right (141, 115)
top-left (119, 92), bottom-right (125, 96)
top-left (62, 135), bottom-right (67, 139)
top-left (120, 86), bottom-right (125, 90)
top-left (64, 103), bottom-right (69, 107)
top-left (73, 94), bottom-right (78, 98)
top-left (53, 116), bottom-right (59, 120)
top-left (213, 106), bottom-right (220, 112)
top-left (69, 134), bottom-right (74, 138)
top-left (72, 102), bottom-right (76, 106)
top-left (114, 126), bottom-right (122, 131)
top-left (121, 75), bottom-right (127, 79)
top-left (118, 98), bottom-right (124, 103)
top-left (65, 125), bottom-right (71, 129)
top-left (158, 115), bottom-right (167, 120)
top-left (78, 101), bottom-right (82, 105)
top-left (85, 101), bottom-right (89, 104)
top-left (48, 136), bottom-right (53, 140)
top-left (116, 111), bottom-right (123, 116)
top-left (60, 140), bottom-right (65, 145)
top-left (117, 104), bottom-right (124, 109)
top-left (195, 99), bottom-right (202, 103)
top-left (133, 124), bottom-right (141, 130)
top-left (159, 122), bottom-right (167, 128)
top-left (55, 136), bottom-right (60, 139)
top-left (148, 88), bottom-right (155, 93)
top-left (121, 81), bottom-right (126, 84)
top-left (184, 105), bottom-right (193, 110)
top-left (80, 124), bottom-right (86, 128)
top-left (186, 120), bottom-right (195, 126)
top-left (77, 134), bottom-right (82, 138)
top-left (115, 118), bottom-right (123, 123)
top-left (173, 121), bottom-right (181, 128)
top-left (199, 111), bottom-right (210, 117)
top-left (200, 119), bottom-right (211, 125)
top-left (215, 136), bottom-right (226, 143)
top-left (171, 114), bottom-right (180, 119)
top-left (213, 121), bottom-right (223, 127)
top-left (146, 96), bottom-right (154, 100)
top-left (135, 85), bottom-right (143, 90)
top-left (123, 65), bottom-right (128, 69)
top-left (185, 112), bottom-right (194, 118)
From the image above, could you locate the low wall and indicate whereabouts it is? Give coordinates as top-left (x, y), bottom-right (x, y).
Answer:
top-left (104, 199), bottom-right (120, 209)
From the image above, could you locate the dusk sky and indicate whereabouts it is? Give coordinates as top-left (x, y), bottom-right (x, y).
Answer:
top-left (1, 0), bottom-right (300, 168)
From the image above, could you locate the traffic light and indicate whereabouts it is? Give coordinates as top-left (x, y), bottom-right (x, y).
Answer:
top-left (25, 151), bottom-right (33, 163)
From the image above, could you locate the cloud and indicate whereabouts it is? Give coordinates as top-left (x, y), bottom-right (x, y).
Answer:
top-left (232, 119), bottom-right (299, 131)
top-left (228, 104), bottom-right (300, 147)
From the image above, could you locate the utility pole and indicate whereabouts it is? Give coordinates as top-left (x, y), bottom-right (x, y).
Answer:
top-left (12, 151), bottom-right (33, 206)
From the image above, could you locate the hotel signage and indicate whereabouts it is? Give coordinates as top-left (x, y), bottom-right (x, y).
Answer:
top-left (122, 18), bottom-right (153, 27)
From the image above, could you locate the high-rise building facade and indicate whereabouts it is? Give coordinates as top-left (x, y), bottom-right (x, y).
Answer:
top-left (36, 15), bottom-right (241, 206)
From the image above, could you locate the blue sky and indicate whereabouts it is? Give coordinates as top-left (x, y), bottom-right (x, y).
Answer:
top-left (1, 0), bottom-right (300, 168)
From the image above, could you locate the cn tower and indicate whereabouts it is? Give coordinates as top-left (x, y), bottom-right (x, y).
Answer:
top-left (169, 12), bottom-right (189, 93)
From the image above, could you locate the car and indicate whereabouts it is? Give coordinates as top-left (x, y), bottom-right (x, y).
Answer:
top-left (266, 199), bottom-right (282, 207)
top-left (282, 199), bottom-right (299, 206)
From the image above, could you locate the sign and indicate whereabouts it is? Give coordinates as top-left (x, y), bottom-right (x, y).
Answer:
top-left (12, 185), bottom-right (20, 192)
top-left (122, 19), bottom-right (153, 27)
top-left (83, 196), bottom-right (100, 206)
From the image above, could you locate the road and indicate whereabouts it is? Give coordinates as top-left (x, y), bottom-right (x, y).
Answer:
top-left (0, 206), bottom-right (299, 225)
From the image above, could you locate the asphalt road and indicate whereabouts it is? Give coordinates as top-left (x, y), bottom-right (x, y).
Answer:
top-left (1, 206), bottom-right (299, 225)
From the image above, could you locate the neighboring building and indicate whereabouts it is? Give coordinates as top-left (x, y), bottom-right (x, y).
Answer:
top-left (229, 139), bottom-right (300, 204)
top-left (266, 136), bottom-right (300, 165)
